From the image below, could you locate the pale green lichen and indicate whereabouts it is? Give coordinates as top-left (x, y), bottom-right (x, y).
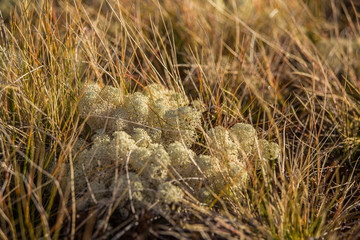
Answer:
top-left (229, 123), bottom-right (256, 157)
top-left (129, 144), bottom-right (170, 183)
top-left (147, 98), bottom-right (172, 127)
top-left (78, 82), bottom-right (102, 117)
top-left (196, 154), bottom-right (223, 191)
top-left (123, 92), bottom-right (150, 125)
top-left (73, 133), bottom-right (118, 188)
top-left (110, 172), bottom-right (155, 210)
top-left (258, 139), bottom-right (280, 161)
top-left (72, 82), bottom-right (280, 211)
top-left (167, 141), bottom-right (197, 177)
top-left (146, 144), bottom-right (171, 182)
top-left (162, 106), bottom-right (201, 147)
top-left (207, 126), bottom-right (239, 160)
top-left (146, 128), bottom-right (162, 143)
top-left (156, 182), bottom-right (183, 204)
top-left (144, 83), bottom-right (187, 109)
top-left (227, 160), bottom-right (248, 186)
top-left (107, 108), bottom-right (129, 132)
top-left (128, 147), bottom-right (152, 172)
top-left (131, 128), bottom-right (152, 147)
top-left (90, 133), bottom-right (113, 162)
top-left (100, 85), bottom-right (124, 107)
top-left (196, 154), bottom-right (247, 193)
top-left (112, 131), bottom-right (136, 160)
top-left (78, 83), bottom-right (122, 131)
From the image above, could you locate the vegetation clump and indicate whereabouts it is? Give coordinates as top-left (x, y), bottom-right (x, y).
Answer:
top-left (73, 82), bottom-right (280, 210)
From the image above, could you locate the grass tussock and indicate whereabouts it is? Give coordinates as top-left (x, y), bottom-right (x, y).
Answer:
top-left (1, 0), bottom-right (360, 239)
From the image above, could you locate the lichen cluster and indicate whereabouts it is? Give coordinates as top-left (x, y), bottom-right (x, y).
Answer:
top-left (72, 82), bottom-right (280, 212)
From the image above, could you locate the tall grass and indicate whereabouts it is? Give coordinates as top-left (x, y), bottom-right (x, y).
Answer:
top-left (1, 0), bottom-right (360, 239)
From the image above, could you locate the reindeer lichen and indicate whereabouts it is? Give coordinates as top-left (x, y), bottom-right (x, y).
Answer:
top-left (71, 82), bottom-right (280, 211)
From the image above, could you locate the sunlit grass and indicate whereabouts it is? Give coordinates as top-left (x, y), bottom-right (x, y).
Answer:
top-left (1, 0), bottom-right (360, 239)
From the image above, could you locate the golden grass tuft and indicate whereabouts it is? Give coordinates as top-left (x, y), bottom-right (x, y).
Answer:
top-left (1, 0), bottom-right (360, 239)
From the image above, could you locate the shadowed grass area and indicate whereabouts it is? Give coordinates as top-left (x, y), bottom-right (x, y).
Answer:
top-left (1, 0), bottom-right (360, 239)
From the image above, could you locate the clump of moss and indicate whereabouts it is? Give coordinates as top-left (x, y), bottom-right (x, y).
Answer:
top-left (111, 173), bottom-right (155, 210)
top-left (129, 143), bottom-right (170, 183)
top-left (144, 83), bottom-right (187, 109)
top-left (72, 133), bottom-right (114, 190)
top-left (112, 131), bottom-right (136, 160)
top-left (196, 154), bottom-right (226, 192)
top-left (167, 141), bottom-right (198, 177)
top-left (156, 182), bottom-right (183, 205)
top-left (123, 92), bottom-right (150, 125)
top-left (229, 123), bottom-right (257, 156)
top-left (131, 128), bottom-right (152, 147)
top-left (207, 126), bottom-right (240, 160)
top-left (258, 139), bottom-right (281, 161)
top-left (78, 83), bottom-right (123, 131)
top-left (163, 106), bottom-right (202, 147)
top-left (72, 82), bottom-right (280, 211)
